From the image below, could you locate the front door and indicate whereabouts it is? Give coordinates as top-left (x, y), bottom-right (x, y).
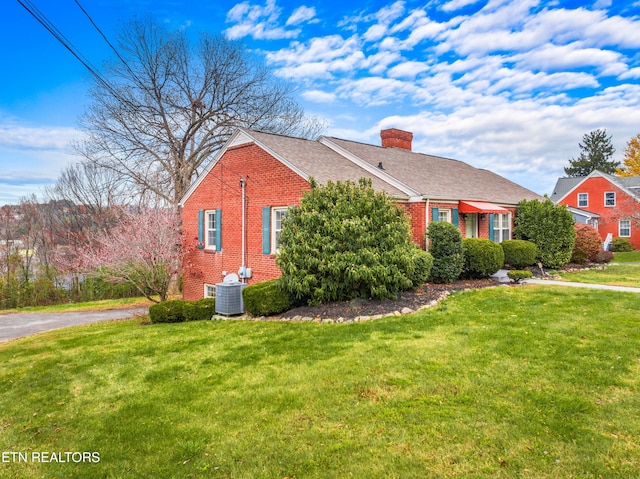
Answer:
top-left (465, 213), bottom-right (478, 238)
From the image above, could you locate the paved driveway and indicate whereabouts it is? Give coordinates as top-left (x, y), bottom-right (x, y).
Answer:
top-left (0, 308), bottom-right (149, 343)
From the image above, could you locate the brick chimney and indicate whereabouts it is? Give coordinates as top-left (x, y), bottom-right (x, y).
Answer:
top-left (380, 128), bottom-right (413, 150)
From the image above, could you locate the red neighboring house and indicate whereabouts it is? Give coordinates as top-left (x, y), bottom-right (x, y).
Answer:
top-left (551, 170), bottom-right (640, 250)
top-left (179, 127), bottom-right (543, 300)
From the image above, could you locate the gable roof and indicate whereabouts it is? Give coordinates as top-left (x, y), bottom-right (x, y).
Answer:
top-left (550, 170), bottom-right (640, 204)
top-left (180, 127), bottom-right (544, 206)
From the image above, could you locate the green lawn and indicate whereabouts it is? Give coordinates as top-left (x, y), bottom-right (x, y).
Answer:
top-left (613, 251), bottom-right (640, 263)
top-left (559, 261), bottom-right (640, 287)
top-left (1, 286), bottom-right (639, 478)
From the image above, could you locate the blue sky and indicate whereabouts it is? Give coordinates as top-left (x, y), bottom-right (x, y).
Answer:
top-left (2, 0), bottom-right (640, 204)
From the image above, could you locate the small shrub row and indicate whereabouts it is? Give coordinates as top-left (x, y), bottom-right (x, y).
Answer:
top-left (149, 298), bottom-right (215, 323)
top-left (243, 280), bottom-right (292, 316)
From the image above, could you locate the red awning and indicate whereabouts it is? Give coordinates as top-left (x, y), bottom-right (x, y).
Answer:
top-left (458, 201), bottom-right (509, 214)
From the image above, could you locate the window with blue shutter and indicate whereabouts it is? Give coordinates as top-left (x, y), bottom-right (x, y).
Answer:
top-left (431, 207), bottom-right (439, 222)
top-left (451, 208), bottom-right (459, 227)
top-left (262, 206), bottom-right (271, 254)
top-left (488, 213), bottom-right (495, 242)
top-left (197, 210), bottom-right (205, 249)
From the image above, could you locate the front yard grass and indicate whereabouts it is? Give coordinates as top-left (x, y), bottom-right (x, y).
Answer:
top-left (559, 261), bottom-right (640, 287)
top-left (1, 286), bottom-right (639, 478)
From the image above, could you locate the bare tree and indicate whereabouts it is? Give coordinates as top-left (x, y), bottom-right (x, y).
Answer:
top-left (75, 16), bottom-right (326, 204)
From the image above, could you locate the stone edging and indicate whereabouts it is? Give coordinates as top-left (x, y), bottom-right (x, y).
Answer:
top-left (211, 291), bottom-right (453, 324)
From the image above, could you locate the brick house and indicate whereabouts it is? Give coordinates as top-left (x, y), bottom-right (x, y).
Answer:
top-left (551, 170), bottom-right (640, 250)
top-left (179, 127), bottom-right (543, 300)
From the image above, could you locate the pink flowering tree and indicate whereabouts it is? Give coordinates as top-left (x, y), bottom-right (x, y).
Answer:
top-left (76, 207), bottom-right (181, 302)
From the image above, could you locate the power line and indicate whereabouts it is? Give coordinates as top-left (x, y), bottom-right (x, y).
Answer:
top-left (73, 0), bottom-right (143, 85)
top-left (17, 0), bottom-right (114, 95)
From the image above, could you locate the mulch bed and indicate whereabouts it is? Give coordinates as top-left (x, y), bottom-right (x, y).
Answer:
top-left (277, 279), bottom-right (497, 321)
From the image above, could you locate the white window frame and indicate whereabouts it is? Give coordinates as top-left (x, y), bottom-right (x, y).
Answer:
top-left (438, 209), bottom-right (451, 223)
top-left (493, 213), bottom-right (511, 243)
top-left (271, 207), bottom-right (288, 253)
top-left (577, 193), bottom-right (588, 208)
top-left (204, 284), bottom-right (216, 298)
top-left (619, 220), bottom-right (631, 237)
top-left (604, 192), bottom-right (616, 207)
top-left (205, 210), bottom-right (218, 250)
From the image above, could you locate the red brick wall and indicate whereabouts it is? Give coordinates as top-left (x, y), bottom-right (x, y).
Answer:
top-left (398, 201), bottom-right (426, 249)
top-left (559, 176), bottom-right (640, 249)
top-left (182, 143), bottom-right (311, 300)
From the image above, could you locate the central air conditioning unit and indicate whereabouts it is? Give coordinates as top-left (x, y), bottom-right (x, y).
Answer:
top-left (215, 273), bottom-right (247, 316)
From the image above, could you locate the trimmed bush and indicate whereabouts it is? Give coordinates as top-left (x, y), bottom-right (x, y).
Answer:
top-left (183, 298), bottom-right (216, 321)
top-left (514, 199), bottom-right (576, 269)
top-left (243, 280), bottom-right (292, 316)
top-left (149, 300), bottom-right (187, 323)
top-left (612, 237), bottom-right (634, 252)
top-left (501, 239), bottom-right (537, 268)
top-left (507, 270), bottom-right (533, 283)
top-left (462, 238), bottom-right (505, 279)
top-left (571, 224), bottom-right (602, 263)
top-left (427, 222), bottom-right (464, 284)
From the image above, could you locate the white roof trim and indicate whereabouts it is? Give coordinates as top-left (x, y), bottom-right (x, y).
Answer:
top-left (179, 128), bottom-right (310, 206)
top-left (318, 137), bottom-right (421, 198)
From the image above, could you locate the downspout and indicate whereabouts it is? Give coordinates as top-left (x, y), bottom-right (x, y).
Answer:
top-left (425, 198), bottom-right (430, 250)
top-left (240, 178), bottom-right (246, 283)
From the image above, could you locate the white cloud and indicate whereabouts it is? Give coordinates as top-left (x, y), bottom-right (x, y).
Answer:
top-left (224, 0), bottom-right (302, 40)
top-left (387, 61), bottom-right (430, 79)
top-left (441, 0), bottom-right (485, 13)
top-left (286, 6), bottom-right (316, 26)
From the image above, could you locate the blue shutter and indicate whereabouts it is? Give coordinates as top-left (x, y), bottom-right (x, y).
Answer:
top-left (431, 207), bottom-right (439, 222)
top-left (452, 208), bottom-right (459, 227)
top-left (215, 209), bottom-right (222, 251)
top-left (262, 206), bottom-right (271, 254)
top-left (488, 213), bottom-right (495, 242)
top-left (197, 210), bottom-right (205, 249)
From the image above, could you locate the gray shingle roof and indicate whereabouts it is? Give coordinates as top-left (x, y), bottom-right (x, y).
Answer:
top-left (323, 137), bottom-right (543, 204)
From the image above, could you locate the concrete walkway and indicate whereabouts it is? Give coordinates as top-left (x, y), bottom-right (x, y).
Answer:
top-left (0, 307), bottom-right (149, 343)
top-left (522, 278), bottom-right (640, 293)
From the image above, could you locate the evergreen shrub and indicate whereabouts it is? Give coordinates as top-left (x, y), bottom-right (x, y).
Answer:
top-left (242, 280), bottom-right (292, 316)
top-left (462, 238), bottom-right (505, 279)
top-left (501, 239), bottom-right (537, 268)
top-left (427, 222), bottom-right (463, 283)
top-left (183, 298), bottom-right (216, 321)
top-left (150, 300), bottom-right (187, 323)
top-left (277, 179), bottom-right (432, 305)
top-left (612, 237), bottom-right (634, 252)
top-left (507, 270), bottom-right (533, 282)
top-left (514, 199), bottom-right (576, 269)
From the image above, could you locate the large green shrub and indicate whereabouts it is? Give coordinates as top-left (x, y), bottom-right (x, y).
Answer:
top-left (183, 298), bottom-right (216, 321)
top-left (612, 237), bottom-right (634, 252)
top-left (242, 280), bottom-right (292, 316)
top-left (427, 222), bottom-right (463, 283)
top-left (277, 179), bottom-right (432, 305)
top-left (149, 300), bottom-right (187, 323)
top-left (571, 224), bottom-right (602, 264)
top-left (501, 239), bottom-right (537, 268)
top-left (462, 238), bottom-right (505, 279)
top-left (513, 199), bottom-right (576, 269)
